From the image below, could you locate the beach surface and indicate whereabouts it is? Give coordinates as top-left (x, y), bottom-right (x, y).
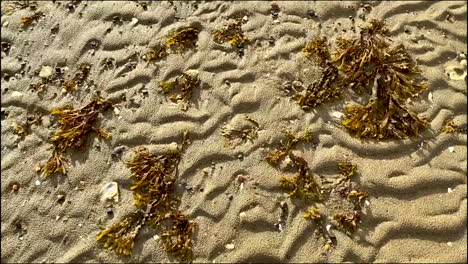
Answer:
top-left (1, 1), bottom-right (467, 263)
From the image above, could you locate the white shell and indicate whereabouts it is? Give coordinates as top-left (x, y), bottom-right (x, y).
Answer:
top-left (225, 243), bottom-right (235, 250)
top-left (448, 146), bottom-right (455, 153)
top-left (100, 181), bottom-right (119, 202)
top-left (39, 66), bottom-right (54, 78)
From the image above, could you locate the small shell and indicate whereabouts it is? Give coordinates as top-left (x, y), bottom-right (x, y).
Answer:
top-left (11, 91), bottom-right (23, 97)
top-left (100, 182), bottom-right (119, 202)
top-left (225, 243), bottom-right (235, 250)
top-left (448, 146), bottom-right (455, 153)
top-left (39, 66), bottom-right (54, 78)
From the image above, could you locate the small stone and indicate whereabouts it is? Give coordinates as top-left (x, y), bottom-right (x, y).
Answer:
top-left (153, 234), bottom-right (160, 241)
top-left (448, 146), bottom-right (455, 153)
top-left (239, 211), bottom-right (246, 220)
top-left (273, 19), bottom-right (280, 24)
top-left (447, 242), bottom-right (453, 247)
top-left (131, 17), bottom-right (139, 25)
top-left (57, 194), bottom-right (65, 204)
top-left (242, 16), bottom-right (248, 22)
top-left (35, 180), bottom-right (41, 186)
top-left (280, 201), bottom-right (287, 209)
top-left (237, 154), bottom-right (244, 161)
top-left (307, 10), bottom-right (316, 17)
top-left (228, 195), bottom-right (233, 200)
top-left (106, 207), bottom-right (114, 215)
top-left (55, 215), bottom-right (60, 221)
top-left (225, 243), bottom-right (235, 250)
top-left (428, 92), bottom-right (433, 103)
top-left (78, 223), bottom-right (83, 227)
top-left (448, 188), bottom-right (453, 193)
top-left (237, 175), bottom-right (247, 183)
top-left (11, 91), bottom-right (23, 97)
top-left (292, 80), bottom-right (302, 88)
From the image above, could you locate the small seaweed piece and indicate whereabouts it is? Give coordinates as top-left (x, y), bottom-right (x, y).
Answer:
top-left (97, 211), bottom-right (146, 256)
top-left (303, 206), bottom-right (321, 221)
top-left (221, 116), bottom-right (260, 147)
top-left (157, 212), bottom-right (197, 263)
top-left (11, 113), bottom-right (42, 139)
top-left (166, 27), bottom-right (200, 53)
top-left (441, 118), bottom-right (467, 134)
top-left (337, 160), bottom-right (358, 180)
top-left (63, 63), bottom-right (91, 92)
top-left (213, 18), bottom-right (249, 57)
top-left (292, 64), bottom-right (341, 110)
top-left (302, 35), bottom-right (330, 67)
top-left (332, 212), bottom-right (361, 236)
top-left (42, 148), bottom-right (68, 176)
top-left (159, 70), bottom-right (200, 111)
top-left (145, 46), bottom-right (168, 63)
top-left (126, 147), bottom-right (180, 208)
top-left (279, 154), bottom-right (322, 201)
top-left (20, 12), bottom-right (43, 27)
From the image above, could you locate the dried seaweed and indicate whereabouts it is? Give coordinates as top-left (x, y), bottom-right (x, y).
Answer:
top-left (159, 70), bottom-right (200, 111)
top-left (342, 94), bottom-right (428, 139)
top-left (441, 119), bottom-right (467, 134)
top-left (40, 97), bottom-right (112, 176)
top-left (145, 27), bottom-right (199, 63)
top-left (292, 64), bottom-right (341, 110)
top-left (266, 133), bottom-right (369, 244)
top-left (221, 116), bottom-right (259, 147)
top-left (295, 19), bottom-right (429, 139)
top-left (11, 113), bottom-right (42, 139)
top-left (303, 206), bottom-right (321, 221)
top-left (302, 36), bottom-right (330, 67)
top-left (97, 132), bottom-right (196, 262)
top-left (213, 18), bottom-right (249, 57)
top-left (166, 27), bottom-right (200, 53)
top-left (20, 12), bottom-right (42, 27)
top-left (332, 19), bottom-right (429, 139)
top-left (63, 63), bottom-right (91, 92)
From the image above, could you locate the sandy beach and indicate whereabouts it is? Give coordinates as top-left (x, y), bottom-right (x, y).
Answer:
top-left (1, 1), bottom-right (467, 263)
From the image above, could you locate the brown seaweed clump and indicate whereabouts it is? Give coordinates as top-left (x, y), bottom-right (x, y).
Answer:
top-left (145, 27), bottom-right (200, 63)
top-left (97, 132), bottom-right (196, 262)
top-left (298, 19), bottom-right (429, 140)
top-left (334, 19), bottom-right (429, 139)
top-left (40, 97), bottom-right (113, 176)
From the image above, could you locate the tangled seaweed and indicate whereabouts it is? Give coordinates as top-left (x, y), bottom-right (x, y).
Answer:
top-left (298, 19), bottom-right (429, 140)
top-left (40, 97), bottom-right (112, 176)
top-left (266, 132), bottom-right (369, 248)
top-left (97, 132), bottom-right (196, 262)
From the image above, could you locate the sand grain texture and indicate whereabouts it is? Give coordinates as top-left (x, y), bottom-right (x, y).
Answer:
top-left (1, 1), bottom-right (467, 263)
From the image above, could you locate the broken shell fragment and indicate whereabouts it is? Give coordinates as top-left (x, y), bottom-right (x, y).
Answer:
top-left (39, 66), bottom-right (54, 78)
top-left (100, 181), bottom-right (119, 202)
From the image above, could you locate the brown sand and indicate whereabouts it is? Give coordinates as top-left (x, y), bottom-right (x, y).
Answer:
top-left (1, 1), bottom-right (467, 263)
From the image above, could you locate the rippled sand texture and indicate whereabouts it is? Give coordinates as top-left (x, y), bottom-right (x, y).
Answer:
top-left (1, 1), bottom-right (467, 263)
